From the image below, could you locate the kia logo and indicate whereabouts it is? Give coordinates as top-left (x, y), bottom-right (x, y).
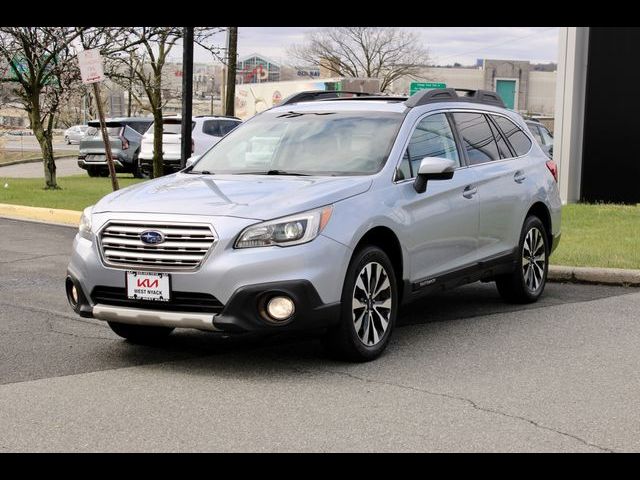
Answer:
top-left (140, 230), bottom-right (165, 245)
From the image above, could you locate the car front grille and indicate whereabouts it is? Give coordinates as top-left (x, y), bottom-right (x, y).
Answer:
top-left (91, 286), bottom-right (224, 314)
top-left (99, 221), bottom-right (216, 270)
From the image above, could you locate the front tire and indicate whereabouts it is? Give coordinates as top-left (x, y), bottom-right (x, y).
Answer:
top-left (495, 216), bottom-right (549, 304)
top-left (87, 166), bottom-right (100, 177)
top-left (107, 321), bottom-right (174, 344)
top-left (324, 246), bottom-right (398, 362)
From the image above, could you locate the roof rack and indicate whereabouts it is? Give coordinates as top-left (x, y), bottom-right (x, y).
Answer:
top-left (321, 95), bottom-right (408, 102)
top-left (278, 90), bottom-right (380, 106)
top-left (405, 88), bottom-right (506, 109)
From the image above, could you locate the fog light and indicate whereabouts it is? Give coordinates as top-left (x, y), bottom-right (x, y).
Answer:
top-left (266, 296), bottom-right (295, 321)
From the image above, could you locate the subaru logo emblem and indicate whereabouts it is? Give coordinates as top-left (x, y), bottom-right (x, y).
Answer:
top-left (140, 230), bottom-right (165, 245)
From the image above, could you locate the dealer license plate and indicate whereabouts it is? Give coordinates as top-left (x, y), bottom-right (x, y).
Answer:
top-left (126, 271), bottom-right (171, 302)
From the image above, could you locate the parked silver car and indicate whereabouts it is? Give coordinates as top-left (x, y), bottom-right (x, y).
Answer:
top-left (64, 124), bottom-right (88, 144)
top-left (66, 89), bottom-right (561, 361)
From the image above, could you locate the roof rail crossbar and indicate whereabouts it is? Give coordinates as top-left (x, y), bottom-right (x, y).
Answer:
top-left (278, 90), bottom-right (378, 106)
top-left (320, 95), bottom-right (408, 102)
top-left (405, 88), bottom-right (506, 109)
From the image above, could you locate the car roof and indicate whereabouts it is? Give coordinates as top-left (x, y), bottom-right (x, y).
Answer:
top-left (269, 99), bottom-right (408, 115)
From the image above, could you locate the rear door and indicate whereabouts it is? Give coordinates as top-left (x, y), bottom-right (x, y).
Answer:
top-left (452, 112), bottom-right (533, 261)
top-left (395, 112), bottom-right (480, 283)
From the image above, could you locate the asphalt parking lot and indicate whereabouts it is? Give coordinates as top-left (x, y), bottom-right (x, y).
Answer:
top-left (1, 217), bottom-right (639, 452)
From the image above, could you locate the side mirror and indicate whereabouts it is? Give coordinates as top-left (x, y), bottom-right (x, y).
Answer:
top-left (414, 157), bottom-right (456, 193)
top-left (185, 155), bottom-right (200, 169)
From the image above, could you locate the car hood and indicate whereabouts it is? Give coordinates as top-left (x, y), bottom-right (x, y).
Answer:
top-left (93, 173), bottom-right (373, 220)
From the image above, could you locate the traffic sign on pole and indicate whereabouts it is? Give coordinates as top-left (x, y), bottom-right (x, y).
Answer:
top-left (409, 82), bottom-right (447, 96)
top-left (76, 48), bottom-right (119, 191)
top-left (77, 49), bottom-right (105, 84)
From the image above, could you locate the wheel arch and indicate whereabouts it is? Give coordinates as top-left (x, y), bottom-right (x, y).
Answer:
top-left (526, 201), bottom-right (553, 248)
top-left (352, 226), bottom-right (405, 300)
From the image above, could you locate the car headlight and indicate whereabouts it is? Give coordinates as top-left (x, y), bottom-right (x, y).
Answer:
top-left (78, 206), bottom-right (94, 240)
top-left (235, 206), bottom-right (333, 248)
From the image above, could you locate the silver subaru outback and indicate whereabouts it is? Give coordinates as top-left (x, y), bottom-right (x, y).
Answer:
top-left (66, 88), bottom-right (562, 361)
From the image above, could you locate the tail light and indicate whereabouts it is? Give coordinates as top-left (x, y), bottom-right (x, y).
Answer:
top-left (546, 160), bottom-right (558, 183)
top-left (119, 128), bottom-right (129, 150)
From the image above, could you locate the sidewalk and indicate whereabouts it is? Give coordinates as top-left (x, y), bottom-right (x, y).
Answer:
top-left (0, 157), bottom-right (82, 178)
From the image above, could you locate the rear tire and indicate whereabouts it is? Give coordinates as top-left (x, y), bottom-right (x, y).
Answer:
top-left (324, 246), bottom-right (398, 362)
top-left (107, 321), bottom-right (174, 344)
top-left (495, 215), bottom-right (549, 304)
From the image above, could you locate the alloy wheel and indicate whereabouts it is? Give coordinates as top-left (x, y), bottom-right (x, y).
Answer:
top-left (352, 262), bottom-right (393, 346)
top-left (522, 227), bottom-right (546, 292)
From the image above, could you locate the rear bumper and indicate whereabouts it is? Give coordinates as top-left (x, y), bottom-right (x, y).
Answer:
top-left (77, 158), bottom-right (125, 170)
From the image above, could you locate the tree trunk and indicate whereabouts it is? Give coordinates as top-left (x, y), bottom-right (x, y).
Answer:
top-left (29, 108), bottom-right (58, 189)
top-left (152, 106), bottom-right (164, 179)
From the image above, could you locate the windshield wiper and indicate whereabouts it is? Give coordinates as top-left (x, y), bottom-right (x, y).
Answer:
top-left (185, 169), bottom-right (214, 175)
top-left (239, 170), bottom-right (310, 176)
top-left (267, 169), bottom-right (310, 176)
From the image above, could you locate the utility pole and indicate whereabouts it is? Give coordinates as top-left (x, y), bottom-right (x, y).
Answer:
top-left (180, 26), bottom-right (194, 169)
top-left (127, 55), bottom-right (133, 117)
top-left (211, 76), bottom-right (215, 115)
top-left (224, 27), bottom-right (238, 116)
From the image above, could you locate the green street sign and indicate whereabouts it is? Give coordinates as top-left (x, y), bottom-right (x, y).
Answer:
top-left (410, 82), bottom-right (446, 96)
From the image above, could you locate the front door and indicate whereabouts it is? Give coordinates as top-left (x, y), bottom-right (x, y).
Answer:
top-left (496, 79), bottom-right (517, 110)
top-left (395, 113), bottom-right (480, 283)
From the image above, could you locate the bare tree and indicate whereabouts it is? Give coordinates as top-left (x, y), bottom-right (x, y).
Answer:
top-left (0, 27), bottom-right (86, 188)
top-left (289, 27), bottom-right (429, 93)
top-left (101, 27), bottom-right (225, 178)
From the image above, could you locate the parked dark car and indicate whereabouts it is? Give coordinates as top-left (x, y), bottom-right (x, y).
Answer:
top-left (525, 119), bottom-right (554, 158)
top-left (77, 117), bottom-right (153, 177)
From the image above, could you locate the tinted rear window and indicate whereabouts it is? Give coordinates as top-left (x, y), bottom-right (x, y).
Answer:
top-left (202, 119), bottom-right (241, 137)
top-left (126, 121), bottom-right (153, 134)
top-left (492, 115), bottom-right (532, 156)
top-left (86, 126), bottom-right (121, 137)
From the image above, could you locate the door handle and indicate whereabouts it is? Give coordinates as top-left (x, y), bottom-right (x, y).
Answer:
top-left (514, 170), bottom-right (526, 183)
top-left (462, 185), bottom-right (477, 199)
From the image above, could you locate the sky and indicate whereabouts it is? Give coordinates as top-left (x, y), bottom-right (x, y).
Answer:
top-left (184, 27), bottom-right (560, 66)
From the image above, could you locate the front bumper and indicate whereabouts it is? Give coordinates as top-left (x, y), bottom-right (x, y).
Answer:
top-left (66, 216), bottom-right (351, 334)
top-left (68, 275), bottom-right (341, 334)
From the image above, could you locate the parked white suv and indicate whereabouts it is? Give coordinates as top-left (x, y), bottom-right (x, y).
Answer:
top-left (139, 115), bottom-right (241, 175)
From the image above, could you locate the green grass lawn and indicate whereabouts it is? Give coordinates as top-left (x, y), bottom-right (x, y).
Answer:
top-left (0, 175), bottom-right (639, 270)
top-left (0, 174), bottom-right (146, 211)
top-left (551, 203), bottom-right (640, 270)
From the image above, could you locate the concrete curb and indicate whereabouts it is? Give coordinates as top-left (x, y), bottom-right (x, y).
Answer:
top-left (0, 207), bottom-right (639, 287)
top-left (0, 155), bottom-right (76, 168)
top-left (549, 265), bottom-right (640, 286)
top-left (0, 203), bottom-right (81, 226)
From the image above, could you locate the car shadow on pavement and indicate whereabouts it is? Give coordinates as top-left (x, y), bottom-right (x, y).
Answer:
top-left (107, 281), bottom-right (635, 370)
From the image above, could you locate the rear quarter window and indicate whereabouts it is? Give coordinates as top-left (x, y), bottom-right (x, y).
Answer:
top-left (492, 115), bottom-right (532, 156)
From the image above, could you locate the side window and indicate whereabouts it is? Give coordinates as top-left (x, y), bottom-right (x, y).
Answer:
top-left (487, 116), bottom-right (513, 159)
top-left (219, 120), bottom-right (241, 136)
top-left (399, 113), bottom-right (460, 180)
top-left (203, 120), bottom-right (238, 137)
top-left (492, 115), bottom-right (533, 156)
top-left (451, 112), bottom-right (501, 165)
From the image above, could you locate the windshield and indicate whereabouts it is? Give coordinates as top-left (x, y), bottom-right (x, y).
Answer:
top-left (192, 110), bottom-right (403, 175)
